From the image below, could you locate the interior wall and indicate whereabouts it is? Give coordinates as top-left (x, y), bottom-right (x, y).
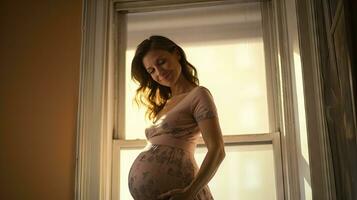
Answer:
top-left (0, 1), bottom-right (82, 199)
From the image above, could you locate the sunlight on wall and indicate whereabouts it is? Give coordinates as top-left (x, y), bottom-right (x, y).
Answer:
top-left (293, 52), bottom-right (312, 200)
top-left (293, 52), bottom-right (309, 165)
top-left (304, 178), bottom-right (312, 199)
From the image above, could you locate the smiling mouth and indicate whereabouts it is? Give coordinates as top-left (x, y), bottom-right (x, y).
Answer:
top-left (162, 72), bottom-right (171, 80)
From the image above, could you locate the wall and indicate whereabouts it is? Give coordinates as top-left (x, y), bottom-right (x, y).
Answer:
top-left (0, 1), bottom-right (82, 199)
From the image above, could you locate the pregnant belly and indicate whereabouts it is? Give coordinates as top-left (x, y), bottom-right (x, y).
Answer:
top-left (128, 144), bottom-right (198, 200)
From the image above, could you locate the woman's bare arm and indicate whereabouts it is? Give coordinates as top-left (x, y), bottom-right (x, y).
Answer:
top-left (185, 116), bottom-right (225, 198)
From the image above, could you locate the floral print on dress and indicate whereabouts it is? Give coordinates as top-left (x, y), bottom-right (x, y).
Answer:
top-left (128, 86), bottom-right (218, 200)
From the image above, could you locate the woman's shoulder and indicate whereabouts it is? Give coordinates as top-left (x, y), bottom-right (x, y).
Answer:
top-left (190, 85), bottom-right (218, 119)
top-left (192, 85), bottom-right (213, 97)
top-left (187, 85), bottom-right (215, 104)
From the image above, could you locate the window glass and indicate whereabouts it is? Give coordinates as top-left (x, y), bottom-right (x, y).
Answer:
top-left (195, 145), bottom-right (277, 200)
top-left (119, 149), bottom-right (142, 200)
top-left (125, 2), bottom-right (269, 139)
top-left (119, 144), bottom-right (277, 200)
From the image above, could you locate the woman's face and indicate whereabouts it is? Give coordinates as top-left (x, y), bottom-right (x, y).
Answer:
top-left (142, 49), bottom-right (182, 87)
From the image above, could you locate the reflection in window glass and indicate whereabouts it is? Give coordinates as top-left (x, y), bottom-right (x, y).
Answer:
top-left (125, 2), bottom-right (269, 139)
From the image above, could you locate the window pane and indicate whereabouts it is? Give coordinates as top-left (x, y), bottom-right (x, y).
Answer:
top-left (119, 148), bottom-right (142, 200)
top-left (118, 144), bottom-right (277, 200)
top-left (125, 2), bottom-right (269, 139)
top-left (195, 144), bottom-right (277, 199)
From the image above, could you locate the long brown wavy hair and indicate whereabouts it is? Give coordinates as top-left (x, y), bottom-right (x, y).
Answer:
top-left (131, 35), bottom-right (199, 121)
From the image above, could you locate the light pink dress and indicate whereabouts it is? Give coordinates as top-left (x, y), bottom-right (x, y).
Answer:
top-left (128, 86), bottom-right (218, 200)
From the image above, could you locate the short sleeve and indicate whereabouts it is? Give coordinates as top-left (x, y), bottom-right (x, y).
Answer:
top-left (191, 87), bottom-right (218, 122)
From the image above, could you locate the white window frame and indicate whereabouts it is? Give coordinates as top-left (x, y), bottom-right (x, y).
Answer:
top-left (75, 0), bottom-right (335, 200)
top-left (112, 1), bottom-right (283, 200)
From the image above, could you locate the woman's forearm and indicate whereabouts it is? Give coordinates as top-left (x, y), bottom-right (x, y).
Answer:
top-left (186, 147), bottom-right (225, 198)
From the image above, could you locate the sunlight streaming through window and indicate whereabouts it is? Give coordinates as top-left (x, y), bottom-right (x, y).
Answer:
top-left (119, 145), bottom-right (277, 200)
top-left (125, 40), bottom-right (269, 139)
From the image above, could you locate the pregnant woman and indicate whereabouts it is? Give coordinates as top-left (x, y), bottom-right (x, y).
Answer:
top-left (129, 35), bottom-right (225, 200)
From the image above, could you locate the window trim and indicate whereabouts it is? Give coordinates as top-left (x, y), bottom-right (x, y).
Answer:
top-left (114, 0), bottom-right (266, 13)
top-left (75, 0), bottom-right (113, 199)
top-left (113, 12), bottom-right (127, 140)
top-left (271, 0), bottom-right (302, 198)
top-left (113, 1), bottom-right (283, 200)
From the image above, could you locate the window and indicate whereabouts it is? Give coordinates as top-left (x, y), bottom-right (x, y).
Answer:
top-left (112, 2), bottom-right (282, 200)
top-left (75, 0), bottom-right (333, 199)
top-left (125, 3), bottom-right (270, 138)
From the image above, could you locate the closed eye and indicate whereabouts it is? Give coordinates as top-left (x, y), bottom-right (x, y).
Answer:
top-left (147, 68), bottom-right (154, 74)
top-left (157, 59), bottom-right (165, 65)
top-left (146, 59), bottom-right (165, 74)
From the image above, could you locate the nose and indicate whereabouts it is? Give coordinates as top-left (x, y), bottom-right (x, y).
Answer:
top-left (154, 65), bottom-right (167, 77)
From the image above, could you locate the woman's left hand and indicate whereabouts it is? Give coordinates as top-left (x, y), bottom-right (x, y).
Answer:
top-left (157, 187), bottom-right (193, 200)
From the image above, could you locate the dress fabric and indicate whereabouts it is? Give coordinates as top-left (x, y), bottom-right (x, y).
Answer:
top-left (128, 86), bottom-right (218, 200)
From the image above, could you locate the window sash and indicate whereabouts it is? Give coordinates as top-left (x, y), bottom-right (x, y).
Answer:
top-left (115, 1), bottom-right (277, 140)
top-left (111, 132), bottom-right (284, 200)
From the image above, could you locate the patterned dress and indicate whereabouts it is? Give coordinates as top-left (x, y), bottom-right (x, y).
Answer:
top-left (128, 86), bottom-right (218, 200)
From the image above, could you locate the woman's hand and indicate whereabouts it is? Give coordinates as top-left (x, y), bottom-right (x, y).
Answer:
top-left (157, 187), bottom-right (193, 200)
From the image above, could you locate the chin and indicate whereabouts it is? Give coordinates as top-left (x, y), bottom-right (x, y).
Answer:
top-left (159, 80), bottom-right (175, 87)
top-left (161, 83), bottom-right (172, 87)
top-left (158, 77), bottom-right (176, 87)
